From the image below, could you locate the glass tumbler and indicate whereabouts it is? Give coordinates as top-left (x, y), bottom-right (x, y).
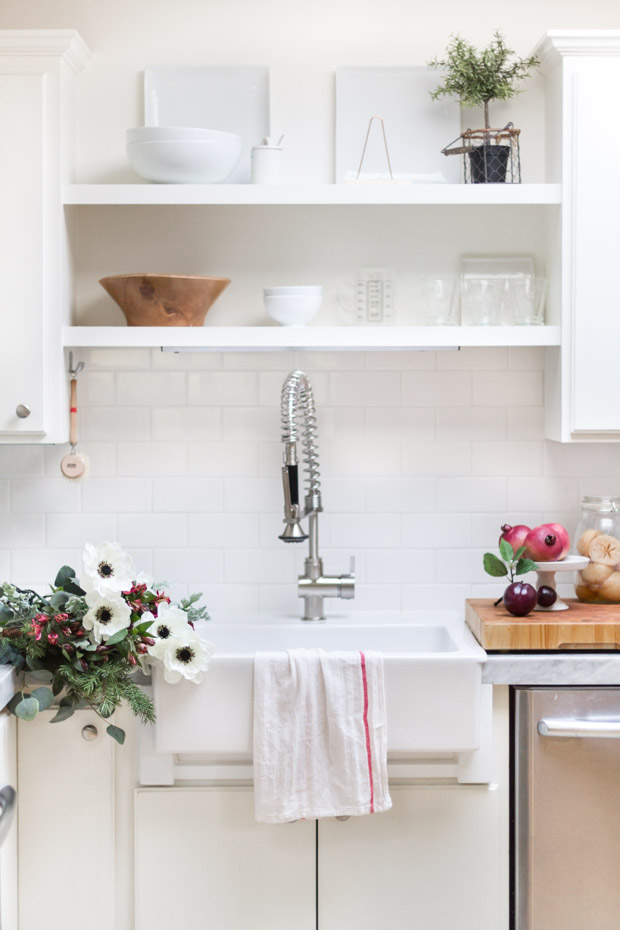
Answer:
top-left (422, 276), bottom-right (458, 325)
top-left (460, 277), bottom-right (505, 326)
top-left (509, 275), bottom-right (547, 325)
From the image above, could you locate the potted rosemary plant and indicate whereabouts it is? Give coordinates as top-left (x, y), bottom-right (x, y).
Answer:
top-left (428, 32), bottom-right (540, 183)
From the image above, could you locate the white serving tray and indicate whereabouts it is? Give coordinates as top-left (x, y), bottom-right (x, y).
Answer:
top-left (144, 65), bottom-right (270, 183)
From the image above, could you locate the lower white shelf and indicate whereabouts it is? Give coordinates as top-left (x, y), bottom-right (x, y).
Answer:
top-left (62, 325), bottom-right (561, 351)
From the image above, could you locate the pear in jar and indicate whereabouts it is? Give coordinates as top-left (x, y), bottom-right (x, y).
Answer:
top-left (577, 528), bottom-right (601, 557)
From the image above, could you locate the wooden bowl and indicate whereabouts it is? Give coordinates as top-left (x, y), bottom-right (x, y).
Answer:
top-left (99, 273), bottom-right (231, 327)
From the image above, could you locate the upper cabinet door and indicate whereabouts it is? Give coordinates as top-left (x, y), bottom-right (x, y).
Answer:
top-left (0, 31), bottom-right (90, 443)
top-left (570, 57), bottom-right (620, 433)
top-left (0, 69), bottom-right (46, 434)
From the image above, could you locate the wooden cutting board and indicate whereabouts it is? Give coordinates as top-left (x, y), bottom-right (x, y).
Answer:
top-left (466, 598), bottom-right (620, 651)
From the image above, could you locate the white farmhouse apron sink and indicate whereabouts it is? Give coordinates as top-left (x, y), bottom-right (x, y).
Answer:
top-left (152, 611), bottom-right (486, 758)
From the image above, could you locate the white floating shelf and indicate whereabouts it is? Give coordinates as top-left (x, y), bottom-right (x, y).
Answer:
top-left (62, 325), bottom-right (562, 350)
top-left (63, 183), bottom-right (562, 207)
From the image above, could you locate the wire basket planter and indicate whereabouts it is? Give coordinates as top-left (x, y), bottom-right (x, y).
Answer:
top-left (441, 124), bottom-right (521, 184)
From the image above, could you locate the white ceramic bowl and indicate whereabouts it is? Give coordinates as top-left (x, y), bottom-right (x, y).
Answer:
top-left (263, 286), bottom-right (323, 296)
top-left (126, 138), bottom-right (242, 183)
top-left (264, 294), bottom-right (322, 326)
top-left (127, 127), bottom-right (241, 144)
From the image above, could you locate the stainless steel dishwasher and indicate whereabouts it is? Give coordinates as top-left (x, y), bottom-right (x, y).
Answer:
top-left (513, 687), bottom-right (620, 930)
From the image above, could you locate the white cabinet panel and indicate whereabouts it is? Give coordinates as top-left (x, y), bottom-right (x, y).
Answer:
top-left (0, 72), bottom-right (45, 434)
top-left (319, 784), bottom-right (504, 930)
top-left (17, 710), bottom-right (115, 930)
top-left (135, 787), bottom-right (316, 930)
top-left (0, 713), bottom-right (17, 930)
top-left (571, 59), bottom-right (620, 433)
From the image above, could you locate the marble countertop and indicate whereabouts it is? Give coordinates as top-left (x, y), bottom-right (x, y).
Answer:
top-left (482, 652), bottom-right (620, 685)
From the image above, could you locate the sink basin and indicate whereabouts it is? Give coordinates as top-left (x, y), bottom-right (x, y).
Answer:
top-left (152, 612), bottom-right (485, 758)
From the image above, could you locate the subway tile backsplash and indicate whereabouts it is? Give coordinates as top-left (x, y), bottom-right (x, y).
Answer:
top-left (0, 347), bottom-right (616, 614)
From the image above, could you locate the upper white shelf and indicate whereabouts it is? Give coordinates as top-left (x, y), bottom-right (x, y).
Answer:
top-left (63, 183), bottom-right (562, 207)
top-left (62, 325), bottom-right (561, 350)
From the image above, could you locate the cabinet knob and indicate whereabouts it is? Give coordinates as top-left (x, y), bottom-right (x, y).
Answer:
top-left (81, 724), bottom-right (98, 741)
top-left (15, 404), bottom-right (31, 419)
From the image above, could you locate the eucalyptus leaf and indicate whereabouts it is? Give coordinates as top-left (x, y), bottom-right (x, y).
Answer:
top-left (31, 687), bottom-right (54, 710)
top-left (28, 669), bottom-right (54, 682)
top-left (106, 724), bottom-right (126, 745)
top-left (0, 604), bottom-right (14, 622)
top-left (50, 591), bottom-right (70, 609)
top-left (63, 580), bottom-right (86, 597)
top-left (483, 553), bottom-right (508, 578)
top-left (515, 558), bottom-right (538, 576)
top-left (50, 705), bottom-right (75, 724)
top-left (15, 697), bottom-right (40, 721)
top-left (499, 539), bottom-right (514, 563)
top-left (54, 565), bottom-right (76, 588)
top-left (105, 628), bottom-right (128, 646)
top-left (6, 692), bottom-right (24, 715)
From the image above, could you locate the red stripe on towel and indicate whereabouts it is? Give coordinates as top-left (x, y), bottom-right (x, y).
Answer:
top-left (359, 651), bottom-right (375, 814)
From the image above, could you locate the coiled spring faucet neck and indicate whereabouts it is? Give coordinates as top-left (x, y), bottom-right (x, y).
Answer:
top-left (279, 370), bottom-right (322, 537)
top-left (278, 370), bottom-right (355, 621)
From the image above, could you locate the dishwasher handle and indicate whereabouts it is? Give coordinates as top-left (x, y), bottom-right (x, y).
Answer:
top-left (538, 717), bottom-right (620, 739)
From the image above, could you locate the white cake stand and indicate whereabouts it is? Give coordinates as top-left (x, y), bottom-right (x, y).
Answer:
top-left (532, 554), bottom-right (589, 611)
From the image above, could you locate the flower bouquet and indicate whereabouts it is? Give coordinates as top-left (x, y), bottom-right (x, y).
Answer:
top-left (0, 542), bottom-right (214, 743)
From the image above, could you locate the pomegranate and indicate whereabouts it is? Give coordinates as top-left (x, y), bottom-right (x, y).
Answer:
top-left (499, 523), bottom-right (530, 553)
top-left (524, 523), bottom-right (570, 562)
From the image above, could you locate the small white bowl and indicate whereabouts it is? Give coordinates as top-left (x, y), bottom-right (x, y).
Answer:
top-left (127, 127), bottom-right (241, 144)
top-left (127, 138), bottom-right (242, 184)
top-left (264, 294), bottom-right (322, 326)
top-left (263, 285), bottom-right (323, 296)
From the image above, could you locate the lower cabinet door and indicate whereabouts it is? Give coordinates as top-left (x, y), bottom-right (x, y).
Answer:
top-left (135, 787), bottom-right (316, 930)
top-left (318, 784), bottom-right (505, 930)
top-left (18, 710), bottom-right (116, 930)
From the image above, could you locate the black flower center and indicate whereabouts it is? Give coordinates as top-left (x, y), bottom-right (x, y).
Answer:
top-left (96, 608), bottom-right (112, 625)
top-left (98, 561), bottom-right (114, 578)
top-left (157, 624), bottom-right (171, 639)
top-left (176, 646), bottom-right (195, 665)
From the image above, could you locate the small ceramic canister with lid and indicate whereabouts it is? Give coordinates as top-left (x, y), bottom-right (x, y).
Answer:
top-left (251, 137), bottom-right (283, 184)
top-left (574, 496), bottom-right (620, 603)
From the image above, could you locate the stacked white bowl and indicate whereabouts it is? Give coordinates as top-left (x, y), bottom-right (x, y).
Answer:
top-left (127, 127), bottom-right (242, 183)
top-left (263, 286), bottom-right (323, 326)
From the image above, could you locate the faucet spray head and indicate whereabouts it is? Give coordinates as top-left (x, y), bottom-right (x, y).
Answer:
top-left (279, 522), bottom-right (309, 543)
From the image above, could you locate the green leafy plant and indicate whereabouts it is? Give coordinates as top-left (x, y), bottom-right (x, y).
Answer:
top-left (428, 31), bottom-right (540, 130)
top-left (483, 540), bottom-right (538, 606)
top-left (0, 543), bottom-right (213, 743)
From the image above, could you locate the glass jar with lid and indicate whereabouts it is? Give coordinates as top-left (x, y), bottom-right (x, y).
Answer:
top-left (574, 496), bottom-right (620, 603)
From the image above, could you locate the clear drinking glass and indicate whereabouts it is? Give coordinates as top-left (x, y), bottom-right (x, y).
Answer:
top-left (509, 275), bottom-right (547, 325)
top-left (422, 276), bottom-right (458, 325)
top-left (460, 277), bottom-right (505, 326)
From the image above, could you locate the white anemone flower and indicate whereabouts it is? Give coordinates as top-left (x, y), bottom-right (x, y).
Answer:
top-left (146, 604), bottom-right (193, 659)
top-left (80, 542), bottom-right (135, 597)
top-left (162, 634), bottom-right (215, 684)
top-left (82, 592), bottom-right (132, 643)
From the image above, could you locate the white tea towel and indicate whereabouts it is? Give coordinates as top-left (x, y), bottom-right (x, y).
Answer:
top-left (253, 648), bottom-right (391, 824)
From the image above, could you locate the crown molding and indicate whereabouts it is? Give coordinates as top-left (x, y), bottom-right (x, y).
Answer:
top-left (0, 29), bottom-right (92, 73)
top-left (533, 30), bottom-right (620, 69)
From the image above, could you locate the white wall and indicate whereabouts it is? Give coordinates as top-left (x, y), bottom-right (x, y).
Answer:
top-left (0, 347), bottom-right (616, 616)
top-left (2, 0), bottom-right (620, 183)
top-left (1, 2), bottom-right (619, 611)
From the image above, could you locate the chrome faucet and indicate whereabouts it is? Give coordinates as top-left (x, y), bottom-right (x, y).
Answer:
top-left (278, 370), bottom-right (355, 621)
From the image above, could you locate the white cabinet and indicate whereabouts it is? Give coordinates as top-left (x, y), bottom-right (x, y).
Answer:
top-left (0, 30), bottom-right (90, 443)
top-left (541, 32), bottom-right (620, 440)
top-left (0, 712), bottom-right (17, 930)
top-left (319, 785), bottom-right (505, 930)
top-left (17, 709), bottom-right (115, 930)
top-left (134, 787), bottom-right (316, 930)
